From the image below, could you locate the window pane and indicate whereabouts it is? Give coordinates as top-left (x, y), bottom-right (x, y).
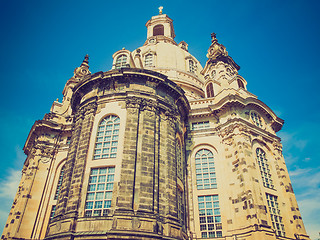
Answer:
top-left (54, 166), bottom-right (65, 200)
top-left (198, 195), bottom-right (222, 237)
top-left (266, 193), bottom-right (285, 237)
top-left (94, 116), bottom-right (120, 160)
top-left (195, 149), bottom-right (217, 190)
top-left (85, 167), bottom-right (115, 217)
top-left (256, 148), bottom-right (273, 189)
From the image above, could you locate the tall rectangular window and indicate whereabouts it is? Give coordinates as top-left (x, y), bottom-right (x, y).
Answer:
top-left (54, 166), bottom-right (65, 200)
top-left (189, 60), bottom-right (195, 73)
top-left (266, 193), bottom-right (285, 237)
top-left (50, 205), bottom-right (56, 219)
top-left (177, 188), bottom-right (184, 222)
top-left (198, 195), bottom-right (222, 238)
top-left (85, 167), bottom-right (115, 217)
top-left (176, 141), bottom-right (183, 180)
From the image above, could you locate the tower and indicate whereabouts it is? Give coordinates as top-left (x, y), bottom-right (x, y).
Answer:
top-left (2, 9), bottom-right (310, 240)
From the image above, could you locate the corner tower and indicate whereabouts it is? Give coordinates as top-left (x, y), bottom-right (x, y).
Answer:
top-left (186, 34), bottom-right (309, 239)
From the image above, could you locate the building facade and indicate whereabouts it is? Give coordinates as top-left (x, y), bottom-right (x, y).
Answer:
top-left (2, 10), bottom-right (310, 240)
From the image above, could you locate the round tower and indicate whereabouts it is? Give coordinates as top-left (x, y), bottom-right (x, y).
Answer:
top-left (45, 68), bottom-right (190, 239)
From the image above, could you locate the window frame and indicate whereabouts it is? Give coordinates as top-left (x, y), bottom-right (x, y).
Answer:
top-left (176, 139), bottom-right (183, 180)
top-left (93, 115), bottom-right (120, 160)
top-left (266, 193), bottom-right (285, 237)
top-left (198, 195), bottom-right (222, 238)
top-left (84, 167), bottom-right (115, 217)
top-left (189, 60), bottom-right (195, 73)
top-left (115, 54), bottom-right (128, 69)
top-left (54, 165), bottom-right (65, 200)
top-left (153, 24), bottom-right (164, 36)
top-left (144, 53), bottom-right (153, 67)
top-left (195, 149), bottom-right (217, 190)
top-left (206, 82), bottom-right (214, 98)
top-left (177, 187), bottom-right (185, 222)
top-left (238, 79), bottom-right (245, 89)
top-left (256, 148), bottom-right (274, 189)
top-left (192, 121), bottom-right (210, 130)
top-left (250, 111), bottom-right (263, 128)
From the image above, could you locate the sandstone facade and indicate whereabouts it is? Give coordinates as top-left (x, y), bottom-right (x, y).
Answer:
top-left (2, 10), bottom-right (310, 240)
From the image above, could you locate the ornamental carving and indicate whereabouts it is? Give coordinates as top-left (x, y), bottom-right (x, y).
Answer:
top-left (128, 108), bottom-right (138, 115)
top-left (219, 123), bottom-right (250, 139)
top-left (34, 145), bottom-right (56, 159)
top-left (132, 217), bottom-right (141, 229)
top-left (81, 102), bottom-right (97, 116)
top-left (141, 99), bottom-right (157, 112)
top-left (273, 141), bottom-right (283, 155)
top-left (126, 97), bottom-right (142, 109)
top-left (222, 136), bottom-right (234, 146)
top-left (163, 109), bottom-right (178, 128)
top-left (73, 54), bottom-right (91, 79)
top-left (43, 112), bottom-right (56, 121)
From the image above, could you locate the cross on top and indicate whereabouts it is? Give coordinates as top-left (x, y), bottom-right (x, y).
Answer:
top-left (159, 6), bottom-right (163, 14)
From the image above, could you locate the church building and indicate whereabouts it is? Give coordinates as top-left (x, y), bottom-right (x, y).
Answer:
top-left (2, 8), bottom-right (310, 240)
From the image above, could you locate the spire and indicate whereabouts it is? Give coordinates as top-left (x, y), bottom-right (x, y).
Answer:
top-left (80, 54), bottom-right (89, 68)
top-left (73, 54), bottom-right (91, 79)
top-left (206, 33), bottom-right (240, 70)
top-left (211, 32), bottom-right (217, 43)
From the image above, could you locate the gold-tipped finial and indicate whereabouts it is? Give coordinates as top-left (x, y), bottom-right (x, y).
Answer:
top-left (159, 6), bottom-right (163, 14)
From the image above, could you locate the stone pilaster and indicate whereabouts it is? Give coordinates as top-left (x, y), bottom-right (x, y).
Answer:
top-left (65, 103), bottom-right (97, 216)
top-left (135, 100), bottom-right (157, 213)
top-left (220, 123), bottom-right (270, 234)
top-left (55, 110), bottom-right (84, 218)
top-left (47, 103), bottom-right (96, 237)
top-left (160, 109), bottom-right (178, 219)
top-left (117, 97), bottom-right (141, 212)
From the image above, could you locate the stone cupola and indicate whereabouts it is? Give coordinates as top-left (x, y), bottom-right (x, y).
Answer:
top-left (144, 7), bottom-right (176, 45)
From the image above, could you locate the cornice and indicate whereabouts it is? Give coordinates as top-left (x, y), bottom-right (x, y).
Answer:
top-left (23, 120), bottom-right (72, 156)
top-left (189, 93), bottom-right (283, 132)
top-left (71, 68), bottom-right (190, 122)
top-left (217, 118), bottom-right (281, 143)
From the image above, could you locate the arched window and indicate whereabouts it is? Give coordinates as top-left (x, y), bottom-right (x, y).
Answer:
top-left (189, 60), bottom-right (195, 73)
top-left (206, 83), bottom-right (214, 98)
top-left (94, 115), bottom-right (120, 160)
top-left (153, 24), bottom-right (164, 36)
top-left (115, 54), bottom-right (127, 69)
top-left (256, 148), bottom-right (274, 189)
top-left (251, 112), bottom-right (263, 127)
top-left (238, 79), bottom-right (245, 89)
top-left (144, 53), bottom-right (153, 67)
top-left (54, 165), bottom-right (65, 200)
top-left (195, 149), bottom-right (217, 190)
top-left (176, 140), bottom-right (183, 180)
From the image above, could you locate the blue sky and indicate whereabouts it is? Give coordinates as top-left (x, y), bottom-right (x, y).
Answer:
top-left (0, 0), bottom-right (319, 239)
